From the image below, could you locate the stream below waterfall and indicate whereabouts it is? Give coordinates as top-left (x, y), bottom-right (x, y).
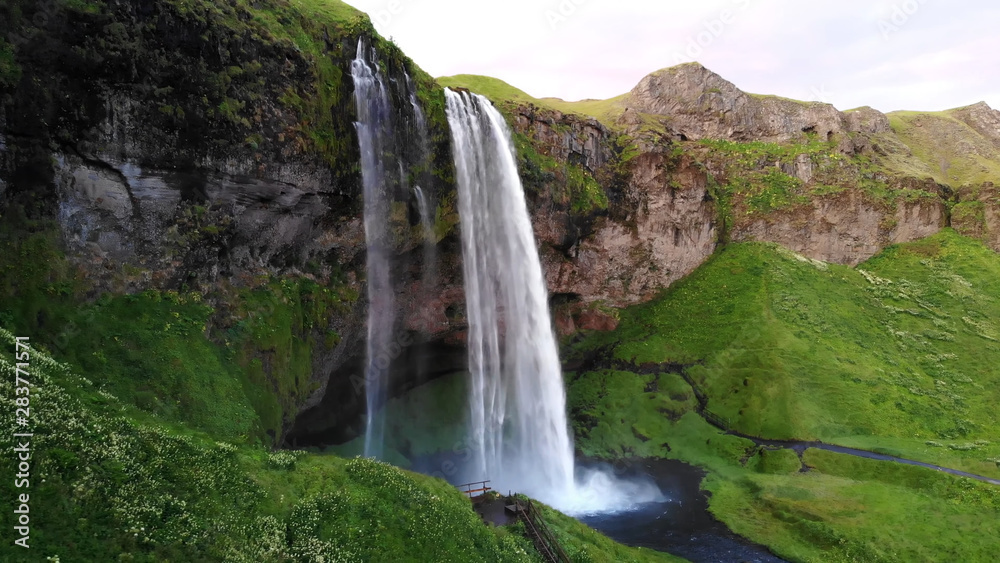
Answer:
top-left (576, 458), bottom-right (786, 563)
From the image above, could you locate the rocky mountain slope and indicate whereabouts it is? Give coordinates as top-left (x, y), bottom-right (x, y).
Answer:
top-left (444, 61), bottom-right (999, 292)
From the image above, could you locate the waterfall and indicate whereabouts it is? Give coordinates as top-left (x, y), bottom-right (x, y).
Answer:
top-left (351, 38), bottom-right (655, 513)
top-left (445, 89), bottom-right (576, 505)
top-left (407, 72), bottom-right (438, 383)
top-left (352, 43), bottom-right (438, 459)
top-left (445, 89), bottom-right (664, 514)
top-left (352, 39), bottom-right (397, 459)
top-left (414, 186), bottom-right (436, 270)
top-left (406, 71), bottom-right (435, 260)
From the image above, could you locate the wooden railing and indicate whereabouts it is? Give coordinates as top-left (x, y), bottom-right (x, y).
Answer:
top-left (456, 480), bottom-right (492, 498)
top-left (509, 497), bottom-right (571, 563)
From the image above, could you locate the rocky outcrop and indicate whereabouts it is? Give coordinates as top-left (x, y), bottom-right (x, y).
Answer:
top-left (512, 106), bottom-right (610, 172)
top-left (540, 152), bottom-right (717, 306)
top-left (953, 183), bottom-right (1000, 253)
top-left (951, 102), bottom-right (1000, 149)
top-left (52, 151), bottom-right (355, 290)
top-left (623, 63), bottom-right (890, 150)
top-left (731, 190), bottom-right (947, 266)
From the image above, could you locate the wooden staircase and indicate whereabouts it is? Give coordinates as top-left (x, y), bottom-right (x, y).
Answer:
top-left (506, 496), bottom-right (571, 563)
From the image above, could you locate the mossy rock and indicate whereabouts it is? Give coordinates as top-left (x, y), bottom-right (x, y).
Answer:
top-left (752, 448), bottom-right (802, 474)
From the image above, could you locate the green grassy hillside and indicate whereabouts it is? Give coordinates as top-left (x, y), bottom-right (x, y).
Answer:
top-left (571, 229), bottom-right (1000, 474)
top-left (564, 229), bottom-right (1000, 561)
top-left (437, 74), bottom-right (627, 125)
top-left (0, 327), bottom-right (678, 562)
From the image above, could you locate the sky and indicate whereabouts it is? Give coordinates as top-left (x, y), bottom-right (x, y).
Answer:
top-left (341, 0), bottom-right (1000, 113)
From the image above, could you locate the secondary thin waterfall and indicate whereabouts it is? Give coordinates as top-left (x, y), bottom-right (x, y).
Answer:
top-left (407, 72), bottom-right (437, 383)
top-left (414, 186), bottom-right (435, 274)
top-left (445, 89), bottom-right (576, 505)
top-left (406, 71), bottom-right (434, 255)
top-left (353, 38), bottom-right (396, 459)
top-left (407, 72), bottom-right (436, 290)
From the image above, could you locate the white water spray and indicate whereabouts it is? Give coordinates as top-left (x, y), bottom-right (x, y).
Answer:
top-left (445, 89), bottom-right (663, 514)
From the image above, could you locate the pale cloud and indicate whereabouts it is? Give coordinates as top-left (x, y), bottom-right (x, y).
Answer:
top-left (343, 0), bottom-right (1000, 113)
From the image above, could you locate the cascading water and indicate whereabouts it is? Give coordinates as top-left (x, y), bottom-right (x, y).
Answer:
top-left (407, 72), bottom-right (438, 380)
top-left (352, 39), bottom-right (397, 459)
top-left (406, 72), bottom-right (435, 277)
top-left (352, 43), bottom-right (437, 459)
top-left (446, 88), bottom-right (575, 504)
top-left (445, 89), bottom-right (664, 514)
top-left (414, 186), bottom-right (436, 263)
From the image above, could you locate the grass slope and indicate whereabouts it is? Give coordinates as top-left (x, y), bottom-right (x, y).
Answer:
top-left (573, 230), bottom-right (1000, 474)
top-left (436, 74), bottom-right (627, 125)
top-left (0, 328), bottom-right (678, 562)
top-left (886, 108), bottom-right (1000, 187)
top-left (565, 230), bottom-right (1000, 561)
top-left (437, 75), bottom-right (546, 106)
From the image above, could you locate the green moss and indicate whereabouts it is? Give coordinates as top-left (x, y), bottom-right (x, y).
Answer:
top-left (952, 200), bottom-right (989, 241)
top-left (567, 369), bottom-right (697, 459)
top-left (751, 448), bottom-right (802, 474)
top-left (566, 163), bottom-right (608, 213)
top-left (512, 131), bottom-right (558, 195)
top-left (699, 137), bottom-right (937, 226)
top-left (63, 290), bottom-right (259, 442)
top-left (0, 39), bottom-right (20, 87)
top-left (433, 189), bottom-right (461, 240)
top-left (743, 168), bottom-right (807, 214)
top-left (0, 216), bottom-right (81, 342)
top-left (223, 276), bottom-right (355, 443)
top-left (699, 137), bottom-right (836, 164)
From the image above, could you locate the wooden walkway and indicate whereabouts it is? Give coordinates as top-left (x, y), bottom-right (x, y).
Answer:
top-left (455, 481), bottom-right (571, 563)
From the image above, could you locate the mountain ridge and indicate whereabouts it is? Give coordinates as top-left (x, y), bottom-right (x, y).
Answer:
top-left (440, 62), bottom-right (1000, 191)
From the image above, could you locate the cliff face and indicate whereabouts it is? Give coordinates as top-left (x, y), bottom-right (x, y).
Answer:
top-left (0, 0), bottom-right (450, 445)
top-left (508, 106), bottom-right (717, 309)
top-left (729, 189), bottom-right (946, 266)
top-left (492, 63), bottom-right (961, 303)
top-left (538, 150), bottom-right (717, 307)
